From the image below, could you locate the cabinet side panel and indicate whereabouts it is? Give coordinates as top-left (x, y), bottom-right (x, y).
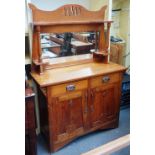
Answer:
top-left (37, 86), bottom-right (50, 146)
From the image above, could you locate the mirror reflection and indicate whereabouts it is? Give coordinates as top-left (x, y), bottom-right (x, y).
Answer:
top-left (40, 32), bottom-right (99, 59)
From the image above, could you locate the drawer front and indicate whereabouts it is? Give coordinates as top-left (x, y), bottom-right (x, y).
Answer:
top-left (90, 73), bottom-right (120, 88)
top-left (51, 80), bottom-right (88, 96)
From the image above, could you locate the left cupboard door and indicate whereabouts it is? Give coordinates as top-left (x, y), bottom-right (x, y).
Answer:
top-left (50, 90), bottom-right (88, 144)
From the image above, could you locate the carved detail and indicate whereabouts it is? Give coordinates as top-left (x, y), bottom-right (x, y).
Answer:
top-left (64, 6), bottom-right (81, 16)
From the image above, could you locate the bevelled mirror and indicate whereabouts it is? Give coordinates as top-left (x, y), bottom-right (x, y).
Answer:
top-left (40, 31), bottom-right (100, 61)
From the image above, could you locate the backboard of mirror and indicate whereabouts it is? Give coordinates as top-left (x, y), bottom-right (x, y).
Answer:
top-left (29, 3), bottom-right (112, 74)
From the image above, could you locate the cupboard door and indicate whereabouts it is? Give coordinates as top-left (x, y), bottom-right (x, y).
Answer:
top-left (90, 83), bottom-right (120, 128)
top-left (51, 91), bottom-right (88, 144)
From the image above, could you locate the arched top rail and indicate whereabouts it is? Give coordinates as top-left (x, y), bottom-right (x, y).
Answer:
top-left (29, 3), bottom-right (108, 25)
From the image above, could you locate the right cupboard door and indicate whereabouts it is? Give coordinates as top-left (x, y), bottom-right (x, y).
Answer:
top-left (90, 83), bottom-right (120, 128)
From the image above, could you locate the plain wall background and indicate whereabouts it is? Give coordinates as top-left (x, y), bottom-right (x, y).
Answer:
top-left (31, 0), bottom-right (90, 10)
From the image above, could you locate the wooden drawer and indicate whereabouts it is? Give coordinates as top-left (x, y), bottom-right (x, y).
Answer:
top-left (90, 73), bottom-right (120, 88)
top-left (51, 79), bottom-right (88, 96)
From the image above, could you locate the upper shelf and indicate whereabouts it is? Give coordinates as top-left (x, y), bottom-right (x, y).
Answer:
top-left (32, 20), bottom-right (113, 26)
top-left (29, 3), bottom-right (112, 26)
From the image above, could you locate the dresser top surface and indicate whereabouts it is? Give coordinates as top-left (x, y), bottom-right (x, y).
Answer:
top-left (31, 62), bottom-right (126, 87)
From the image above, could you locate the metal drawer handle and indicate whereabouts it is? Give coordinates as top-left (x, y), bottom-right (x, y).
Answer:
top-left (66, 84), bottom-right (75, 91)
top-left (102, 76), bottom-right (110, 83)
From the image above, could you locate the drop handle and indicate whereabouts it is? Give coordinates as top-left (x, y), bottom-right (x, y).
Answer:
top-left (66, 84), bottom-right (75, 91)
top-left (102, 76), bottom-right (110, 83)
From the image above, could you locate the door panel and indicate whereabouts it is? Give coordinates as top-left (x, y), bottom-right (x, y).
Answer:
top-left (52, 91), bottom-right (87, 143)
top-left (90, 83), bottom-right (120, 128)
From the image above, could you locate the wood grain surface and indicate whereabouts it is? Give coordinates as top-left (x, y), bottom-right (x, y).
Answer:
top-left (31, 62), bottom-right (126, 87)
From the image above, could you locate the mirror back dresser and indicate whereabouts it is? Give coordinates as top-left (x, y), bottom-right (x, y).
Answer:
top-left (29, 3), bottom-right (126, 152)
